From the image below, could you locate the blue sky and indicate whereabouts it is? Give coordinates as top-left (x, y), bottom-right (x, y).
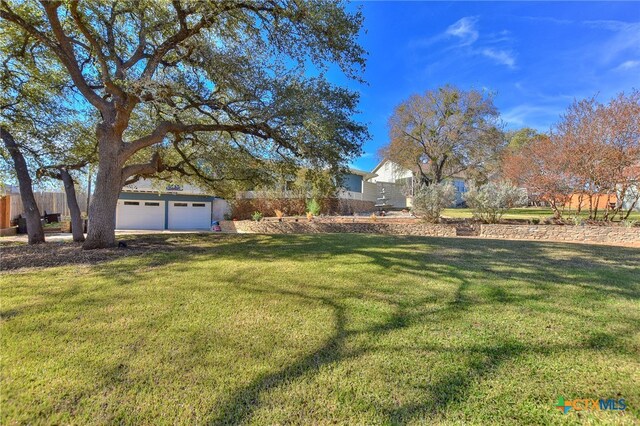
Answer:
top-left (339, 1), bottom-right (640, 171)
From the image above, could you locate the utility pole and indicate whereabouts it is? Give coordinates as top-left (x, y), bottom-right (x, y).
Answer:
top-left (86, 165), bottom-right (92, 215)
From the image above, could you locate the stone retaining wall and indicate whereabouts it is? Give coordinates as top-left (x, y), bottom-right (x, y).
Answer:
top-left (480, 224), bottom-right (640, 245)
top-left (219, 220), bottom-right (640, 245)
top-left (221, 220), bottom-right (457, 237)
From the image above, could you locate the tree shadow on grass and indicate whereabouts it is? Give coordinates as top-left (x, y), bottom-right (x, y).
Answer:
top-left (189, 235), bottom-right (639, 424)
top-left (3, 233), bottom-right (639, 423)
top-left (204, 278), bottom-right (473, 425)
top-left (203, 264), bottom-right (637, 425)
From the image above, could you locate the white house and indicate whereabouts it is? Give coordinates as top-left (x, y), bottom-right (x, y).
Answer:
top-left (368, 159), bottom-right (468, 208)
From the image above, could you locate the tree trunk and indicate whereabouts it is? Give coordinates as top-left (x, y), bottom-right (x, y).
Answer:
top-left (59, 169), bottom-right (85, 242)
top-left (1, 127), bottom-right (45, 244)
top-left (623, 193), bottom-right (639, 220)
top-left (82, 143), bottom-right (123, 249)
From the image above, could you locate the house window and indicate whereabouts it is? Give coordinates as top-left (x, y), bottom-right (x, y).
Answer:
top-left (174, 203), bottom-right (188, 207)
top-left (192, 203), bottom-right (206, 207)
top-left (124, 201), bottom-right (139, 206)
top-left (145, 202), bottom-right (160, 206)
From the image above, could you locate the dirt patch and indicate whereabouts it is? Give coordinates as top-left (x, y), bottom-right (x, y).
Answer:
top-left (0, 235), bottom-right (215, 272)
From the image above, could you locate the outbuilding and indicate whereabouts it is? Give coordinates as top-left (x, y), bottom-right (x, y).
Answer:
top-left (115, 180), bottom-right (229, 231)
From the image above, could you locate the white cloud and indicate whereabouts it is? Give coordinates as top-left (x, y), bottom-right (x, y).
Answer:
top-left (445, 17), bottom-right (480, 46)
top-left (519, 16), bottom-right (574, 26)
top-left (410, 16), bottom-right (517, 69)
top-left (614, 60), bottom-right (640, 71)
top-left (446, 17), bottom-right (516, 68)
top-left (481, 48), bottom-right (516, 68)
top-left (502, 105), bottom-right (540, 126)
top-left (502, 104), bottom-right (562, 130)
top-left (584, 20), bottom-right (640, 63)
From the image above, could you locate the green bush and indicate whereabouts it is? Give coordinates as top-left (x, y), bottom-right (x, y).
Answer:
top-left (251, 211), bottom-right (263, 222)
top-left (411, 182), bottom-right (456, 223)
top-left (463, 181), bottom-right (528, 223)
top-left (306, 198), bottom-right (321, 216)
top-left (569, 216), bottom-right (584, 226)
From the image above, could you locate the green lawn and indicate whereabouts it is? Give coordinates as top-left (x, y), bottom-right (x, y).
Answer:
top-left (441, 207), bottom-right (640, 221)
top-left (1, 234), bottom-right (639, 425)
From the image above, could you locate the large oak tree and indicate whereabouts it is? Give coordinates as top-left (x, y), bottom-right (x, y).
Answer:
top-left (382, 85), bottom-right (504, 187)
top-left (1, 0), bottom-right (368, 249)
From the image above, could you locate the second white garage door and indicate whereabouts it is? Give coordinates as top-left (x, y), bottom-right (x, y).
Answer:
top-left (168, 201), bottom-right (211, 230)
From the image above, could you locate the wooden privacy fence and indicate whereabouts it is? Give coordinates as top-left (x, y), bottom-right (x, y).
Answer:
top-left (0, 196), bottom-right (10, 228)
top-left (8, 191), bottom-right (88, 220)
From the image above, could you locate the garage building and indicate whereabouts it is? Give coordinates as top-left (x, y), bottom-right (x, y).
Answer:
top-left (116, 180), bottom-right (228, 231)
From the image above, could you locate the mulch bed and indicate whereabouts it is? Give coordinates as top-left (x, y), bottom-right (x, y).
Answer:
top-left (1, 242), bottom-right (128, 271)
top-left (0, 235), bottom-right (209, 272)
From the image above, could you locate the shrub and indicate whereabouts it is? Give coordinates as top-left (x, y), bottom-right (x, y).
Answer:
top-left (463, 181), bottom-right (528, 223)
top-left (251, 211), bottom-right (263, 222)
top-left (569, 216), bottom-right (584, 226)
top-left (230, 198), bottom-right (307, 219)
top-left (306, 211), bottom-right (314, 221)
top-left (306, 198), bottom-right (321, 216)
top-left (411, 182), bottom-right (456, 223)
top-left (530, 218), bottom-right (540, 225)
top-left (274, 209), bottom-right (284, 219)
top-left (622, 219), bottom-right (637, 228)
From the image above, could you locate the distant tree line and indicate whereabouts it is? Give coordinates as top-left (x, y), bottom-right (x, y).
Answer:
top-left (502, 91), bottom-right (639, 220)
top-left (381, 85), bottom-right (639, 221)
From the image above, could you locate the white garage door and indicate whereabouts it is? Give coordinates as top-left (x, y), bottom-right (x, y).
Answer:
top-left (168, 201), bottom-right (211, 230)
top-left (116, 199), bottom-right (165, 230)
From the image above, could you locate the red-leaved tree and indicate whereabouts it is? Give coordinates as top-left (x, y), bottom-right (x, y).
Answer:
top-left (502, 90), bottom-right (640, 221)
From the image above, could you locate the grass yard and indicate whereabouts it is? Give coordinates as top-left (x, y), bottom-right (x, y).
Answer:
top-left (1, 234), bottom-right (639, 425)
top-left (441, 207), bottom-right (640, 221)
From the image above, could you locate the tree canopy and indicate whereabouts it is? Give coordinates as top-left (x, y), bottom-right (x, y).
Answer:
top-left (506, 127), bottom-right (543, 151)
top-left (1, 0), bottom-right (369, 248)
top-left (502, 90), bottom-right (640, 220)
top-left (382, 85), bottom-right (504, 186)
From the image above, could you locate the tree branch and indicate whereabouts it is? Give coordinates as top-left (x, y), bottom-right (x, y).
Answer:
top-left (37, 1), bottom-right (110, 112)
top-left (68, 1), bottom-right (126, 99)
top-left (121, 151), bottom-right (162, 186)
top-left (119, 120), bottom-right (278, 161)
top-left (0, 1), bottom-right (60, 53)
top-left (140, 2), bottom-right (277, 80)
